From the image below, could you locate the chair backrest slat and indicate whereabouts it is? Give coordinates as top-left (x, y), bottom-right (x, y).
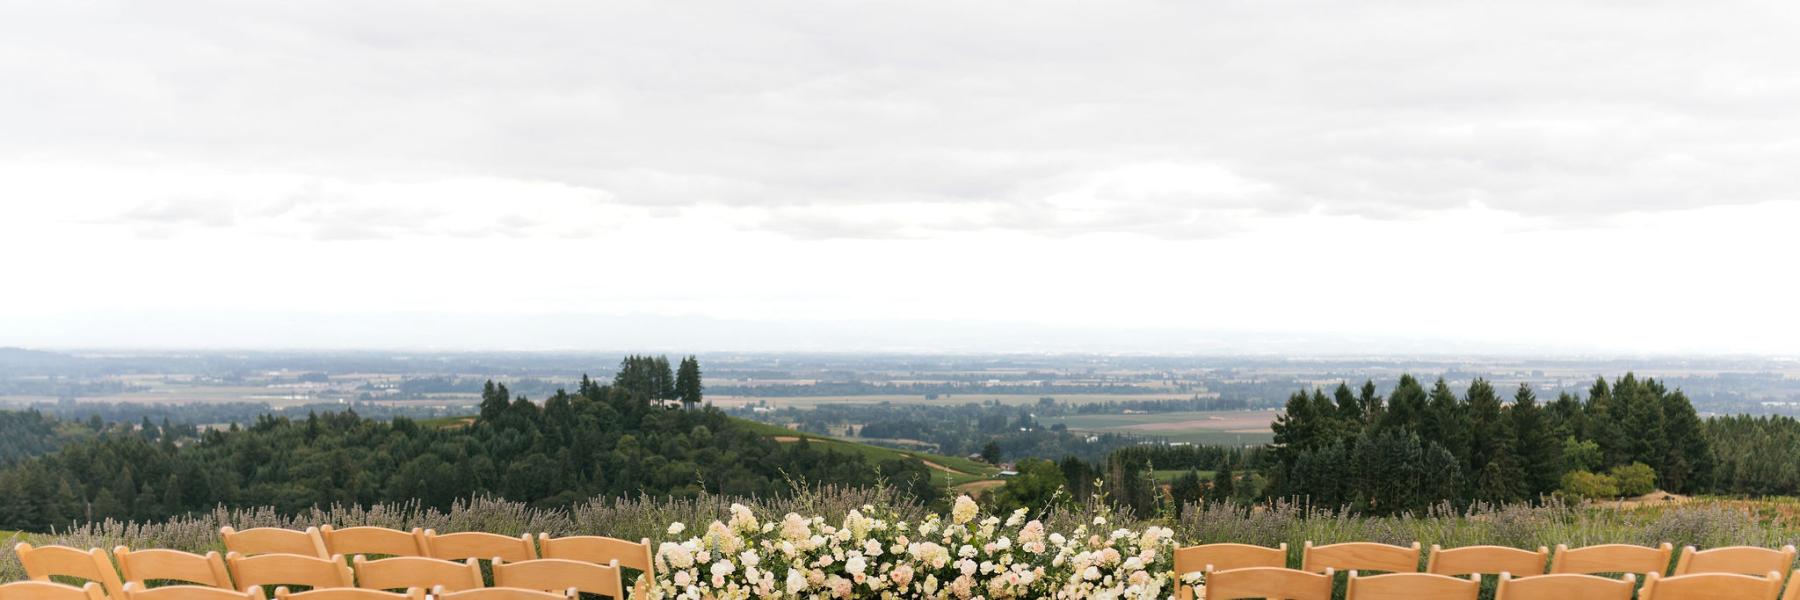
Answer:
top-left (15, 544), bottom-right (127, 599)
top-left (422, 531), bottom-right (536, 563)
top-left (534, 535), bottom-right (650, 573)
top-left (1428, 545), bottom-right (1550, 576)
top-left (492, 559), bottom-right (621, 598)
top-left (433, 588), bottom-right (570, 600)
top-left (0, 581), bottom-right (109, 600)
top-left (1673, 545), bottom-right (1797, 577)
top-left (221, 528), bottom-right (330, 559)
top-left (1640, 571), bottom-right (1784, 600)
top-left (271, 587), bottom-right (425, 600)
top-left (1204, 566), bottom-right (1333, 600)
top-left (227, 552), bottom-right (355, 590)
top-left (113, 547), bottom-right (232, 588)
top-left (1346, 572), bottom-right (1480, 600)
top-left (318, 527), bottom-right (425, 558)
top-left (1304, 542), bottom-right (1422, 573)
top-left (1551, 543), bottom-right (1674, 576)
top-left (1495, 573), bottom-right (1636, 600)
top-left (352, 556), bottom-right (482, 593)
top-left (119, 583), bottom-right (265, 600)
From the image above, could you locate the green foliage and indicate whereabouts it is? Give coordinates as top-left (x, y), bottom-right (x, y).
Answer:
top-left (1560, 470), bottom-right (1620, 500)
top-left (991, 458), bottom-right (1071, 514)
top-left (1609, 462), bottom-right (1659, 497)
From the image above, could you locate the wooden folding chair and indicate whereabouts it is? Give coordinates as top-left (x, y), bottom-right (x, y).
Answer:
top-left (118, 582), bottom-right (265, 600)
top-left (1550, 543), bottom-right (1674, 576)
top-left (421, 531), bottom-right (536, 562)
top-left (433, 588), bottom-right (573, 600)
top-left (1303, 541), bottom-right (1422, 573)
top-left (1640, 571), bottom-right (1784, 600)
top-left (1784, 569), bottom-right (1799, 600)
top-left (1673, 545), bottom-right (1797, 577)
top-left (535, 534), bottom-right (651, 597)
top-left (317, 527), bottom-right (425, 558)
top-left (1428, 545), bottom-right (1550, 576)
top-left (14, 544), bottom-right (126, 598)
top-left (226, 552), bottom-right (354, 590)
top-left (1203, 567), bottom-right (1334, 600)
top-left (221, 527), bottom-right (330, 559)
top-left (1174, 543), bottom-right (1289, 600)
top-left (270, 587), bottom-right (425, 600)
top-left (1345, 571), bottom-right (1480, 600)
top-left (0, 581), bottom-right (108, 600)
top-left (351, 556), bottom-right (482, 593)
top-left (1495, 573), bottom-right (1635, 600)
top-left (491, 558), bottom-right (621, 599)
top-left (113, 547), bottom-right (233, 589)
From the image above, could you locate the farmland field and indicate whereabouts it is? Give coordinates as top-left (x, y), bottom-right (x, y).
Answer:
top-left (1040, 409), bottom-right (1279, 445)
top-left (708, 393), bottom-right (1209, 409)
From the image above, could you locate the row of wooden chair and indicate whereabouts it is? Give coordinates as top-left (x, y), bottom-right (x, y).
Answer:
top-left (0, 581), bottom-right (577, 600)
top-left (1201, 567), bottom-right (1796, 600)
top-left (12, 545), bottom-right (624, 599)
top-left (218, 527), bottom-right (652, 569)
top-left (1178, 542), bottom-right (1799, 600)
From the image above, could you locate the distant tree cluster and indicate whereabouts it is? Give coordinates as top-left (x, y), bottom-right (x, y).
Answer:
top-left (1264, 374), bottom-right (1710, 514)
top-left (0, 357), bottom-right (940, 532)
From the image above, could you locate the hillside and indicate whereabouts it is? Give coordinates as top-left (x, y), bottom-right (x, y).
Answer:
top-left (733, 418), bottom-right (1002, 487)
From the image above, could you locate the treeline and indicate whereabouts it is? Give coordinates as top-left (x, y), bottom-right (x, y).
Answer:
top-left (1705, 414), bottom-right (1800, 495)
top-left (0, 357), bottom-right (938, 532)
top-left (1263, 373), bottom-right (1710, 514)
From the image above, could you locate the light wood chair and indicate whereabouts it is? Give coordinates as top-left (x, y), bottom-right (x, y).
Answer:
top-left (221, 527), bottom-right (330, 559)
top-left (317, 527), bottom-right (425, 558)
top-left (535, 534), bottom-right (652, 598)
top-left (1495, 573), bottom-right (1636, 600)
top-left (1783, 569), bottom-right (1799, 600)
top-left (1175, 543), bottom-right (1289, 600)
top-left (1303, 541), bottom-right (1422, 573)
top-left (113, 547), bottom-right (233, 589)
top-left (1550, 543), bottom-right (1674, 576)
top-left (1672, 545), bottom-right (1797, 576)
top-left (1345, 571), bottom-right (1480, 600)
top-left (14, 544), bottom-right (127, 598)
top-left (350, 556), bottom-right (482, 593)
top-left (491, 558), bottom-right (621, 599)
top-left (421, 531), bottom-right (536, 562)
top-left (433, 588), bottom-right (573, 600)
top-left (271, 587), bottom-right (425, 600)
top-left (226, 552), bottom-right (354, 590)
top-left (1203, 566), bottom-right (1334, 600)
top-left (1428, 545), bottom-right (1550, 576)
top-left (0, 581), bottom-right (108, 600)
top-left (119, 582), bottom-right (266, 600)
top-left (1640, 571), bottom-right (1784, 600)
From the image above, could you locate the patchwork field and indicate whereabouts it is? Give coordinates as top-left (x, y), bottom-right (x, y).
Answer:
top-left (708, 393), bottom-right (1209, 409)
top-left (1039, 409), bottom-right (1279, 445)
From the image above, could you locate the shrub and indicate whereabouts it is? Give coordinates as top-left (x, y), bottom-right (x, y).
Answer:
top-left (1561, 470), bottom-right (1620, 500)
top-left (1610, 462), bottom-right (1659, 497)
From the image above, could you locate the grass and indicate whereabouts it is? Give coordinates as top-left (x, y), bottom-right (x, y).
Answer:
top-left (1152, 469), bottom-right (1217, 483)
top-left (732, 418), bottom-right (1000, 486)
top-left (1040, 410), bottom-right (1278, 445)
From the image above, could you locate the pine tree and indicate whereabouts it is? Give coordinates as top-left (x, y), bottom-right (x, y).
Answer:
top-left (479, 380), bottom-right (511, 422)
top-left (1212, 462), bottom-right (1236, 504)
top-left (1421, 378), bottom-right (1471, 471)
top-left (1379, 375), bottom-right (1427, 433)
top-left (675, 356), bottom-right (704, 408)
top-left (1508, 384), bottom-right (1561, 499)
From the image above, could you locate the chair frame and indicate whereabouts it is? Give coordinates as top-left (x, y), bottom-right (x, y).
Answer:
top-left (113, 547), bottom-right (233, 589)
top-left (271, 587), bottom-right (426, 600)
top-left (421, 531), bottom-right (536, 562)
top-left (119, 582), bottom-right (267, 600)
top-left (1303, 541), bottom-right (1423, 574)
top-left (317, 526), bottom-right (426, 558)
top-left (1639, 570), bottom-right (1784, 600)
top-left (1345, 571), bottom-right (1481, 600)
top-left (14, 543), bottom-right (127, 599)
top-left (1671, 545), bottom-right (1797, 576)
top-left (226, 551), bottom-right (355, 590)
top-left (433, 588), bottom-right (574, 600)
top-left (1550, 543), bottom-right (1674, 576)
top-left (0, 580), bottom-right (109, 600)
top-left (1427, 544), bottom-right (1550, 576)
top-left (1495, 572), bottom-right (1636, 600)
top-left (220, 527), bottom-right (330, 559)
top-left (351, 556), bottom-right (483, 593)
top-left (1203, 566), bottom-right (1334, 600)
top-left (1174, 543), bottom-right (1289, 600)
top-left (491, 558), bottom-right (622, 599)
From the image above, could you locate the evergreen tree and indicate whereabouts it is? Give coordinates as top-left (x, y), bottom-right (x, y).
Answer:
top-left (1508, 384), bottom-right (1561, 499)
top-left (1379, 375), bottom-right (1427, 433)
top-left (1212, 461), bottom-right (1236, 504)
top-left (479, 380), bottom-right (510, 422)
top-left (1421, 378), bottom-right (1471, 471)
top-left (675, 356), bottom-right (704, 408)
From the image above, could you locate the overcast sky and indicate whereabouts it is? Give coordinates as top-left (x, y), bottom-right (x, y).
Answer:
top-left (3, 1), bottom-right (1798, 354)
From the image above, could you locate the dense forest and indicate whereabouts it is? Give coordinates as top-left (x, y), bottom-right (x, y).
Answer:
top-left (0, 356), bottom-right (937, 532)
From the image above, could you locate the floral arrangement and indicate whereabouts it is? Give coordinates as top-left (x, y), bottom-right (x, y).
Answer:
top-left (645, 495), bottom-right (1177, 600)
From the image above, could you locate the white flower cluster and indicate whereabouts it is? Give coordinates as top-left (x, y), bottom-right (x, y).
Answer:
top-left (646, 497), bottom-right (1177, 600)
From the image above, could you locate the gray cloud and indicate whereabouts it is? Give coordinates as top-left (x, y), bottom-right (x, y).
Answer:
top-left (5, 0), bottom-right (1800, 240)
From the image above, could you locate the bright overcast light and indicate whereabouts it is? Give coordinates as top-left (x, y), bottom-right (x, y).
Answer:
top-left (2, 1), bottom-right (1797, 354)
